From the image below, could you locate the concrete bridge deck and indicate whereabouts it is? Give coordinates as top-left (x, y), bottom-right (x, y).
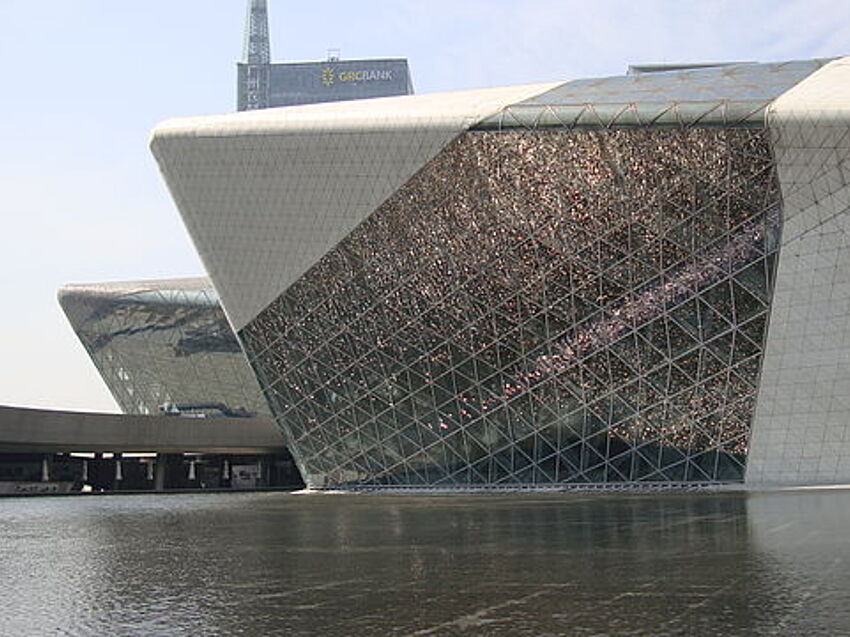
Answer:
top-left (0, 405), bottom-right (285, 454)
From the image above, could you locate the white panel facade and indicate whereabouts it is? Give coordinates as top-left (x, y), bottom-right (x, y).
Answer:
top-left (747, 58), bottom-right (850, 486)
top-left (150, 83), bottom-right (558, 331)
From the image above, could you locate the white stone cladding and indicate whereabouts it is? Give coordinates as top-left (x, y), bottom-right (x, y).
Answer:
top-left (747, 57), bottom-right (850, 486)
top-left (150, 83), bottom-right (559, 331)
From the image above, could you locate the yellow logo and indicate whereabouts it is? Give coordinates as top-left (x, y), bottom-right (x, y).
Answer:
top-left (321, 67), bottom-right (336, 86)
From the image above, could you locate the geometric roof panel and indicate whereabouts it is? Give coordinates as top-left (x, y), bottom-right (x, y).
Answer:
top-left (478, 59), bottom-right (832, 130)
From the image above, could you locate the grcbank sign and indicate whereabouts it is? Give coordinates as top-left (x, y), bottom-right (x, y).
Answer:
top-left (264, 59), bottom-right (412, 108)
top-left (321, 66), bottom-right (395, 87)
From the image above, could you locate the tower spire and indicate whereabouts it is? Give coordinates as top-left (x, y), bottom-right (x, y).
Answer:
top-left (242, 0), bottom-right (271, 64)
top-left (238, 0), bottom-right (271, 110)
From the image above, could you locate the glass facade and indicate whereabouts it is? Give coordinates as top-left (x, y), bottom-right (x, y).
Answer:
top-left (241, 127), bottom-right (781, 488)
top-left (478, 59), bottom-right (829, 129)
top-left (59, 279), bottom-right (270, 418)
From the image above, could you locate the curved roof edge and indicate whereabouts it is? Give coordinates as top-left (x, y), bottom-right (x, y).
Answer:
top-left (150, 83), bottom-right (560, 331)
top-left (475, 58), bottom-right (833, 131)
top-left (150, 82), bottom-right (561, 143)
top-left (59, 276), bottom-right (212, 300)
top-left (58, 277), bottom-right (217, 329)
top-left (768, 56), bottom-right (850, 119)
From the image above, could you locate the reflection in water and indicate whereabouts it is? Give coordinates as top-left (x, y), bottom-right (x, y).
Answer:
top-left (747, 491), bottom-right (850, 636)
top-left (0, 491), bottom-right (848, 635)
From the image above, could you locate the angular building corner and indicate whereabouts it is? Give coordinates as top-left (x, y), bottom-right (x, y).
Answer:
top-left (58, 278), bottom-right (271, 419)
top-left (747, 58), bottom-right (850, 485)
top-left (152, 58), bottom-right (850, 490)
top-left (149, 83), bottom-right (558, 332)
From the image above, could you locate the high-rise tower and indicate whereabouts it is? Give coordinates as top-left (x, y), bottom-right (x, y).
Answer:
top-left (237, 0), bottom-right (271, 110)
top-left (236, 0), bottom-right (412, 112)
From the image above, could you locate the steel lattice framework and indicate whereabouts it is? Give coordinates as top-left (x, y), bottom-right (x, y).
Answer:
top-left (239, 0), bottom-right (271, 110)
top-left (152, 56), bottom-right (850, 488)
top-left (241, 127), bottom-right (781, 488)
top-left (59, 279), bottom-right (270, 418)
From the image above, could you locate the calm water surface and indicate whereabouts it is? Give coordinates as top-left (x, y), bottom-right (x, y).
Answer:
top-left (1, 490), bottom-right (849, 635)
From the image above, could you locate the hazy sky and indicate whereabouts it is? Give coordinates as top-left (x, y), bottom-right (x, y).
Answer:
top-left (1, 0), bottom-right (849, 413)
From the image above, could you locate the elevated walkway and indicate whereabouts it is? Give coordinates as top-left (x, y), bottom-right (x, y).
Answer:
top-left (0, 405), bottom-right (285, 454)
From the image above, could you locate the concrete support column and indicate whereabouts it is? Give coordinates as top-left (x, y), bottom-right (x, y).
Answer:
top-left (258, 458), bottom-right (266, 487)
top-left (114, 453), bottom-right (123, 485)
top-left (154, 453), bottom-right (168, 492)
top-left (92, 452), bottom-right (104, 491)
top-left (41, 455), bottom-right (50, 482)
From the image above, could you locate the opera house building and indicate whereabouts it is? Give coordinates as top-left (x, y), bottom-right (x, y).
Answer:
top-left (77, 57), bottom-right (850, 491)
top-left (59, 278), bottom-right (269, 420)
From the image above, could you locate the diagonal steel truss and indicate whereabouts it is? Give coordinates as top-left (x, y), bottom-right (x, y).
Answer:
top-left (242, 127), bottom-right (782, 489)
